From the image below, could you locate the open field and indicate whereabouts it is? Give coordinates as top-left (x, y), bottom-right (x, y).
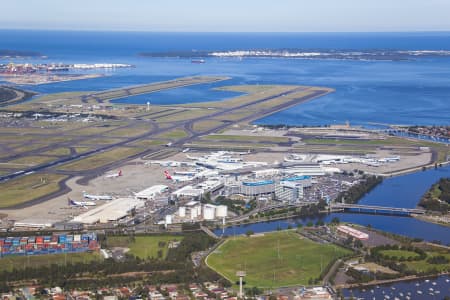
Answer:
top-left (379, 249), bottom-right (421, 259)
top-left (192, 120), bottom-right (224, 132)
top-left (127, 139), bottom-right (166, 148)
top-left (41, 147), bottom-right (72, 156)
top-left (8, 155), bottom-right (58, 166)
top-left (206, 231), bottom-right (351, 287)
top-left (186, 85), bottom-right (300, 109)
top-left (154, 108), bottom-right (219, 122)
top-left (0, 252), bottom-right (103, 272)
top-left (155, 129), bottom-right (188, 140)
top-left (58, 147), bottom-right (144, 171)
top-left (0, 173), bottom-right (68, 208)
top-left (204, 134), bottom-right (289, 143)
top-left (107, 235), bottom-right (183, 259)
top-left (404, 251), bottom-right (450, 273)
top-left (103, 125), bottom-right (152, 138)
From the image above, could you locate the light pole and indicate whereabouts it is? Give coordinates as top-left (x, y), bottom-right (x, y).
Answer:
top-left (236, 270), bottom-right (246, 299)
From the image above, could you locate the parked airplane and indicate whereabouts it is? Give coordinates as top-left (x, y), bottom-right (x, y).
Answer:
top-left (83, 192), bottom-right (113, 201)
top-left (164, 170), bottom-right (194, 182)
top-left (105, 170), bottom-right (122, 178)
top-left (68, 198), bottom-right (96, 208)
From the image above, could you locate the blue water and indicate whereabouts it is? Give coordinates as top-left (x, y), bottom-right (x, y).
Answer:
top-left (342, 274), bottom-right (450, 299)
top-left (1, 30), bottom-right (450, 125)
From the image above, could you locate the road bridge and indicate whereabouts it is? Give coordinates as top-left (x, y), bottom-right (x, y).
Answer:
top-left (330, 203), bottom-right (425, 215)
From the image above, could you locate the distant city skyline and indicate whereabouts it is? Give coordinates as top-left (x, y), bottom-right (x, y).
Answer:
top-left (1, 0), bottom-right (450, 32)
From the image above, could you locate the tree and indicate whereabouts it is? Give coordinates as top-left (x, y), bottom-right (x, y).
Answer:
top-left (331, 217), bottom-right (340, 224)
top-left (245, 230), bottom-right (254, 237)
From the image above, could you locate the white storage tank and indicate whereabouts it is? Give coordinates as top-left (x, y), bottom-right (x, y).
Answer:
top-left (179, 206), bottom-right (186, 217)
top-left (216, 205), bottom-right (228, 218)
top-left (203, 204), bottom-right (216, 220)
top-left (165, 214), bottom-right (173, 225)
top-left (73, 234), bottom-right (81, 242)
top-left (190, 208), bottom-right (198, 219)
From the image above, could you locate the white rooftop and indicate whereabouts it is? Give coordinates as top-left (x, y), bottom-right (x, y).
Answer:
top-left (135, 185), bottom-right (168, 199)
top-left (72, 197), bottom-right (145, 224)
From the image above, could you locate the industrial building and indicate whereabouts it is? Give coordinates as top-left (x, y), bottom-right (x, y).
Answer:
top-left (172, 179), bottom-right (223, 199)
top-left (337, 225), bottom-right (369, 240)
top-left (135, 185), bottom-right (168, 200)
top-left (72, 198), bottom-right (145, 224)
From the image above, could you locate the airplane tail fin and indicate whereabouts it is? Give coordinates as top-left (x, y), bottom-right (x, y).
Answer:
top-left (68, 198), bottom-right (76, 206)
top-left (164, 170), bottom-right (172, 180)
top-left (118, 170), bottom-right (122, 176)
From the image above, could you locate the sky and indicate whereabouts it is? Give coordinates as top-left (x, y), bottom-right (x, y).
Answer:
top-left (1, 0), bottom-right (450, 32)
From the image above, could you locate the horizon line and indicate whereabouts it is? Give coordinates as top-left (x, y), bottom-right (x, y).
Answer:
top-left (1, 28), bottom-right (450, 34)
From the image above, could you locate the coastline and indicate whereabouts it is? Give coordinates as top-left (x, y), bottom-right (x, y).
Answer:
top-left (336, 272), bottom-right (450, 290)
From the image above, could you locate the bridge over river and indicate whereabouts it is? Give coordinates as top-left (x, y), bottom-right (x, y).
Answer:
top-left (330, 203), bottom-right (425, 215)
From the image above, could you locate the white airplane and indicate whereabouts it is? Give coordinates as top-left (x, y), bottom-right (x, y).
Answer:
top-left (83, 192), bottom-right (113, 201)
top-left (105, 169), bottom-right (122, 178)
top-left (68, 198), bottom-right (96, 208)
top-left (164, 170), bottom-right (194, 182)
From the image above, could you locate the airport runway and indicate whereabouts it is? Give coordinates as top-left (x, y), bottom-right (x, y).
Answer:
top-left (0, 85), bottom-right (332, 186)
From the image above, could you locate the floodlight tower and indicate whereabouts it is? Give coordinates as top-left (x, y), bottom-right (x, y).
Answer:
top-left (236, 270), bottom-right (246, 299)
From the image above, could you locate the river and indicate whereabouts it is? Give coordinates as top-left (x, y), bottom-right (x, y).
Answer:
top-left (214, 165), bottom-right (450, 244)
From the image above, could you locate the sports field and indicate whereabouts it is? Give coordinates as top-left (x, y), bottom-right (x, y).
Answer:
top-left (206, 231), bottom-right (351, 288)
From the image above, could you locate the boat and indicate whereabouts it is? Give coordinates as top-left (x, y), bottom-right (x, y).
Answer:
top-left (191, 59), bottom-right (205, 64)
top-left (417, 290), bottom-right (422, 294)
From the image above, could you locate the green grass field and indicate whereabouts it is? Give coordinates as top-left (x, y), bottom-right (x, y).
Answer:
top-left (107, 235), bottom-right (183, 260)
top-left (58, 147), bottom-right (144, 171)
top-left (206, 231), bottom-right (351, 288)
top-left (205, 134), bottom-right (289, 143)
top-left (379, 249), bottom-right (420, 259)
top-left (0, 173), bottom-right (68, 208)
top-left (0, 252), bottom-right (102, 272)
top-left (404, 251), bottom-right (450, 272)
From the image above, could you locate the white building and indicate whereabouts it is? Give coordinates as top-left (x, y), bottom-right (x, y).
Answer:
top-left (135, 185), bottom-right (168, 200)
top-left (72, 198), bottom-right (145, 224)
top-left (172, 185), bottom-right (204, 198)
top-left (275, 181), bottom-right (304, 203)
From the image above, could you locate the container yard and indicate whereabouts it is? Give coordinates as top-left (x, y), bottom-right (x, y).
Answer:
top-left (0, 233), bottom-right (98, 257)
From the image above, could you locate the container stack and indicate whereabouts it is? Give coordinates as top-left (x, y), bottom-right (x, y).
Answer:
top-left (0, 233), bottom-right (99, 257)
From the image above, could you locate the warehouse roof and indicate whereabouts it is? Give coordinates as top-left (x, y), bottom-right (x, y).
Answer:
top-left (72, 198), bottom-right (145, 224)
